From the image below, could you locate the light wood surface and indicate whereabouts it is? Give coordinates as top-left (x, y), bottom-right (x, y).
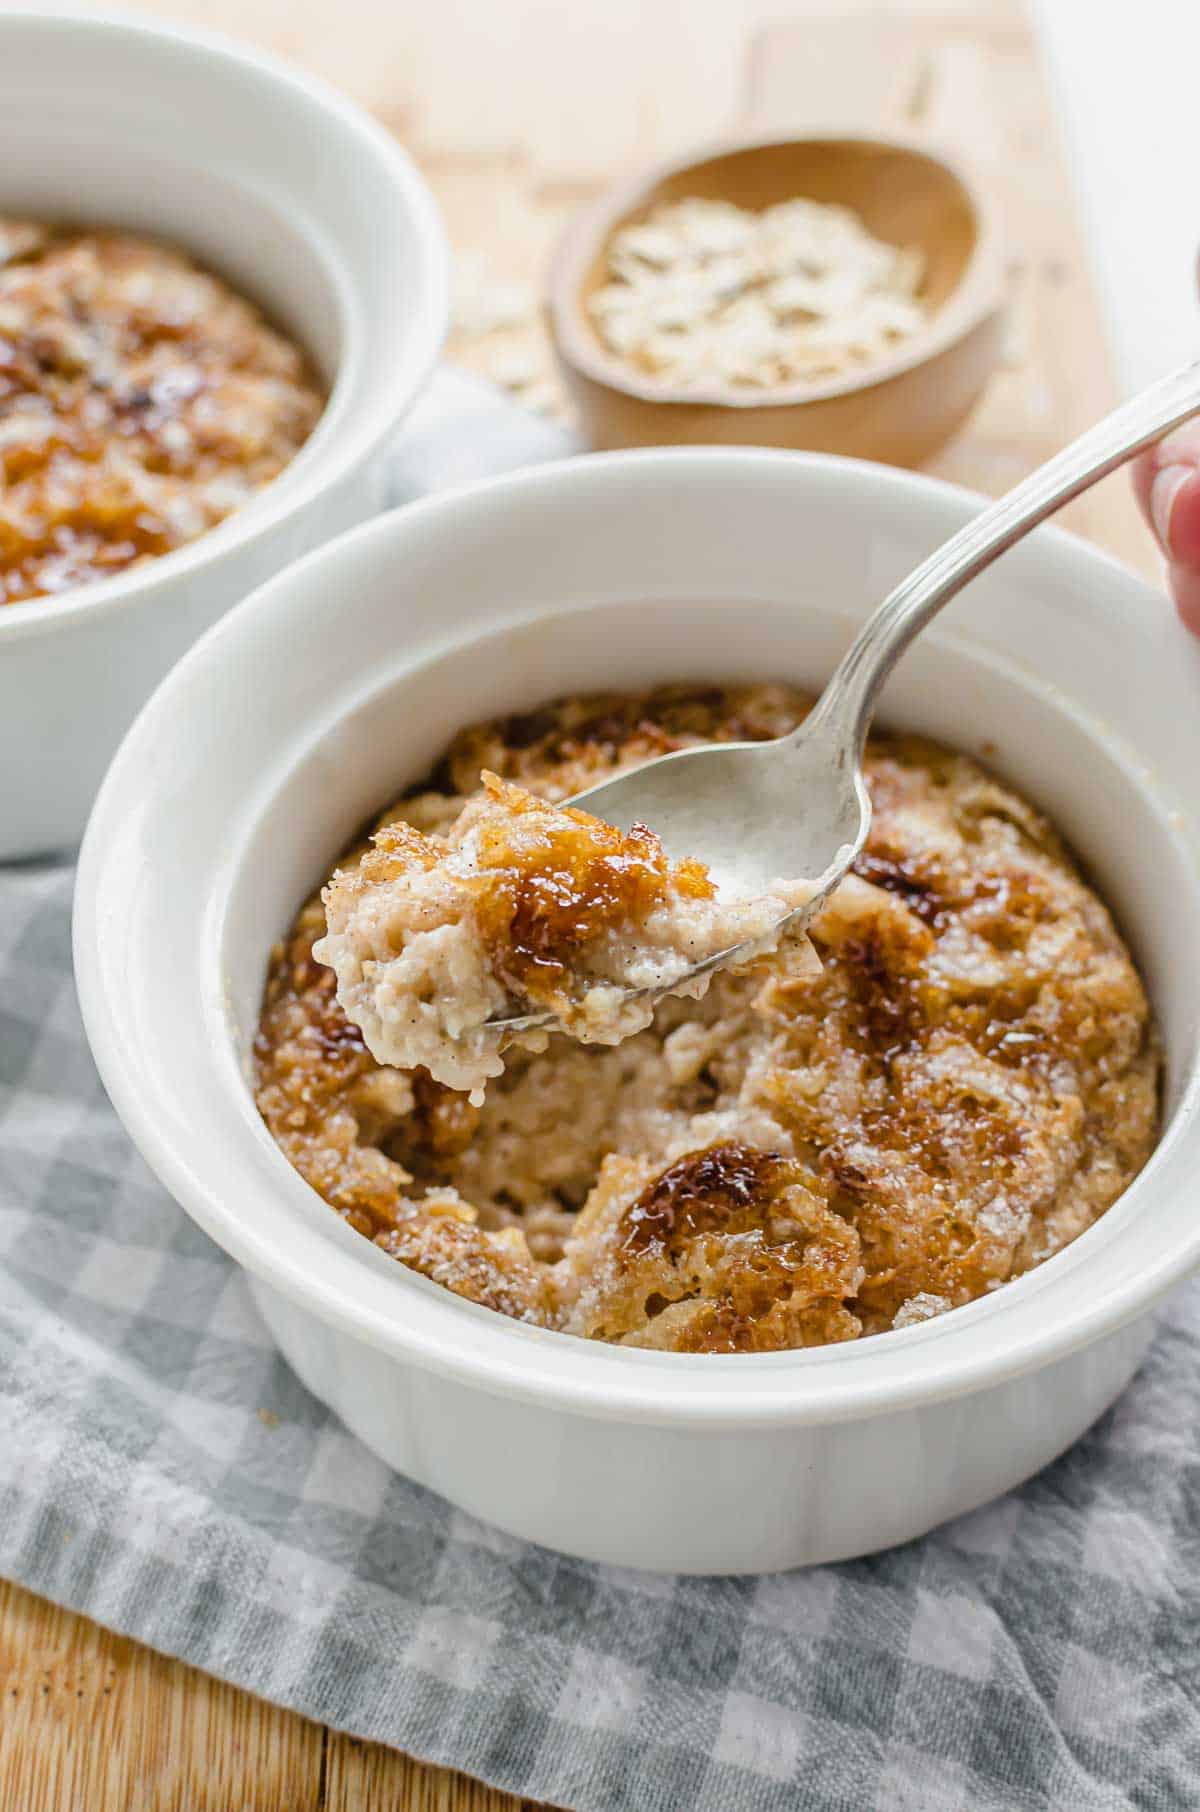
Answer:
top-left (2, 1), bottom-right (1163, 1807)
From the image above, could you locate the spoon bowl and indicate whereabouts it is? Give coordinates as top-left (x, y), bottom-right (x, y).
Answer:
top-left (493, 717), bottom-right (867, 1037)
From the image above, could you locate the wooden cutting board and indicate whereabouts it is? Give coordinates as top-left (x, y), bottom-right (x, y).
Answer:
top-left (0, 3), bottom-right (1160, 1808)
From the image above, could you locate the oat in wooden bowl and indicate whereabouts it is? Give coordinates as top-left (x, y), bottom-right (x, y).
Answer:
top-left (589, 196), bottom-right (927, 392)
top-left (549, 134), bottom-right (1005, 461)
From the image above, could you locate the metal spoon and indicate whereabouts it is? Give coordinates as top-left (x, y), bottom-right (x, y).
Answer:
top-left (492, 358), bottom-right (1200, 1037)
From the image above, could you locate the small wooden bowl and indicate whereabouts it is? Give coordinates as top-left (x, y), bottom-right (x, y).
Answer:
top-left (548, 133), bottom-right (1007, 464)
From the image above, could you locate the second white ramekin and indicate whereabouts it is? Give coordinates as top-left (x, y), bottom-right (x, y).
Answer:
top-left (0, 6), bottom-right (448, 857)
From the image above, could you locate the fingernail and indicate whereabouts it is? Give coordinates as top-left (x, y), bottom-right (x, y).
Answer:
top-left (1150, 464), bottom-right (1191, 552)
top-left (1154, 422), bottom-right (1200, 466)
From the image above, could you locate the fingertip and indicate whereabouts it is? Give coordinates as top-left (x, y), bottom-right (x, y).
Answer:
top-left (1169, 560), bottom-right (1200, 638)
top-left (1163, 466), bottom-right (1200, 569)
top-left (1151, 420), bottom-right (1200, 469)
top-left (1135, 425), bottom-right (1200, 555)
top-left (1131, 447), bottom-right (1156, 523)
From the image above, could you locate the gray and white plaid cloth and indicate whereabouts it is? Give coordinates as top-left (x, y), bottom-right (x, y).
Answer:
top-left (1, 373), bottom-right (1197, 1812)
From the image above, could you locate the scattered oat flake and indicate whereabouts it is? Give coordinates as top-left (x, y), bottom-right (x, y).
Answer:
top-left (451, 249), bottom-right (536, 337)
top-left (487, 347), bottom-right (540, 392)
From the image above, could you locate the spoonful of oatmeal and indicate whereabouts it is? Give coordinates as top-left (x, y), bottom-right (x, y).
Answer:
top-left (316, 359), bottom-right (1200, 1097)
top-left (314, 771), bottom-right (818, 1101)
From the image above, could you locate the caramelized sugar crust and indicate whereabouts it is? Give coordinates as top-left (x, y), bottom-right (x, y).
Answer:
top-left (313, 768), bottom-right (755, 1098)
top-left (0, 219), bottom-right (323, 603)
top-left (330, 770), bottom-right (715, 1018)
top-left (254, 683), bottom-right (1160, 1352)
top-left (470, 773), bottom-right (714, 1007)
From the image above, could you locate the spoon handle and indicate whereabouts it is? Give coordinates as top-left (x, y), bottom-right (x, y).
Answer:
top-left (805, 356), bottom-right (1200, 753)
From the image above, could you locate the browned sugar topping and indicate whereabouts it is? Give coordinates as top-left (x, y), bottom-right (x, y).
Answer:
top-left (469, 773), bottom-right (714, 1004)
top-left (0, 219), bottom-right (323, 604)
top-left (620, 1142), bottom-right (784, 1253)
top-left (253, 681), bottom-right (1160, 1354)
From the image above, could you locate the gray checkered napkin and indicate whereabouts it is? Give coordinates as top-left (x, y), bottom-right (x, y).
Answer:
top-left (1, 372), bottom-right (1197, 1812)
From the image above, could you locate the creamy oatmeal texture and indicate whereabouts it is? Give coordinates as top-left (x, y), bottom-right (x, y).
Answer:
top-left (315, 769), bottom-right (814, 1101)
top-left (0, 219), bottom-right (323, 604)
top-left (255, 684), bottom-right (1159, 1354)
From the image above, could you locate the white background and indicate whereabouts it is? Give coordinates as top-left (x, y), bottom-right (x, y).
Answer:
top-left (1031, 0), bottom-right (1199, 394)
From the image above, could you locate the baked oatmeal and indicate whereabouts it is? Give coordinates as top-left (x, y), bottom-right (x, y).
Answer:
top-left (315, 769), bottom-right (815, 1101)
top-left (254, 683), bottom-right (1160, 1353)
top-left (0, 218), bottom-right (323, 604)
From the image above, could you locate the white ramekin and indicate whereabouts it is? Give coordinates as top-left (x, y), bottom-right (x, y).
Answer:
top-left (0, 6), bottom-right (447, 858)
top-left (74, 451), bottom-right (1200, 1575)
